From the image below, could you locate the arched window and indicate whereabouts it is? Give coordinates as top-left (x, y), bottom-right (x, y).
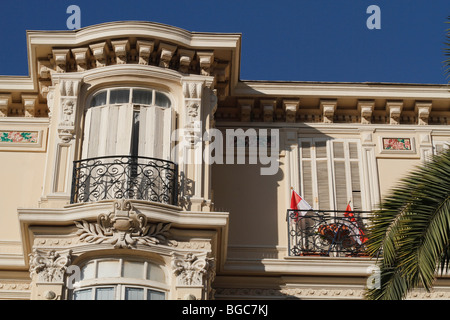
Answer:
top-left (71, 258), bottom-right (168, 300)
top-left (81, 87), bottom-right (172, 161)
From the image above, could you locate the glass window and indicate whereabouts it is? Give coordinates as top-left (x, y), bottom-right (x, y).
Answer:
top-left (72, 258), bottom-right (167, 300)
top-left (91, 91), bottom-right (107, 107)
top-left (147, 263), bottom-right (165, 283)
top-left (95, 287), bottom-right (115, 300)
top-left (132, 89), bottom-right (153, 105)
top-left (123, 261), bottom-right (144, 279)
top-left (73, 288), bottom-right (92, 300)
top-left (110, 89), bottom-right (130, 104)
top-left (97, 260), bottom-right (119, 278)
top-left (81, 262), bottom-right (95, 280)
top-left (148, 289), bottom-right (165, 300)
top-left (125, 287), bottom-right (144, 300)
top-left (155, 92), bottom-right (171, 108)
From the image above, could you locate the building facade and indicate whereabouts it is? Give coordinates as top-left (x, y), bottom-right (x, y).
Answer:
top-left (0, 21), bottom-right (449, 300)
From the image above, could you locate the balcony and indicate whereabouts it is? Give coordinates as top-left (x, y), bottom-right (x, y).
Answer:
top-left (287, 209), bottom-right (370, 257)
top-left (71, 155), bottom-right (178, 205)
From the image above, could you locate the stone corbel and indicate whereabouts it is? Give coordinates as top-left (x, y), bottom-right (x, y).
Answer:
top-left (158, 43), bottom-right (177, 68)
top-left (238, 99), bottom-right (253, 122)
top-left (136, 40), bottom-right (154, 65)
top-left (321, 100), bottom-right (337, 123)
top-left (386, 101), bottom-right (403, 125)
top-left (358, 100), bottom-right (375, 124)
top-left (261, 100), bottom-right (276, 122)
top-left (197, 51), bottom-right (214, 76)
top-left (178, 49), bottom-right (195, 73)
top-left (89, 42), bottom-right (109, 67)
top-left (22, 94), bottom-right (39, 118)
top-left (415, 101), bottom-right (432, 125)
top-left (111, 39), bottom-right (130, 64)
top-left (38, 59), bottom-right (53, 79)
top-left (283, 99), bottom-right (299, 123)
top-left (52, 49), bottom-right (70, 73)
top-left (71, 47), bottom-right (91, 71)
top-left (0, 94), bottom-right (11, 117)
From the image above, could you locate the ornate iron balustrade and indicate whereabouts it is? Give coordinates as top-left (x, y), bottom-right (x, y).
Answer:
top-left (71, 155), bottom-right (178, 205)
top-left (287, 209), bottom-right (371, 257)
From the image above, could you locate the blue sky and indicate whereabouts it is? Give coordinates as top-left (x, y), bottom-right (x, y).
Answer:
top-left (0, 1), bottom-right (449, 84)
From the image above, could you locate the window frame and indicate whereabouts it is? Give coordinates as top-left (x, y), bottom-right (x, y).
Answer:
top-left (298, 138), bottom-right (366, 213)
top-left (88, 87), bottom-right (172, 109)
top-left (70, 257), bottom-right (169, 300)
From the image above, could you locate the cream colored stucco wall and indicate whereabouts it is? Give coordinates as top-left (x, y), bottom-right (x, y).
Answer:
top-left (0, 150), bottom-right (46, 240)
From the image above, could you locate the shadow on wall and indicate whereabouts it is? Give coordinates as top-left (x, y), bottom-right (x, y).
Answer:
top-left (211, 125), bottom-right (331, 249)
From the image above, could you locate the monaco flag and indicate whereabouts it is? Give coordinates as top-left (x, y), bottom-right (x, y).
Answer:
top-left (290, 189), bottom-right (313, 219)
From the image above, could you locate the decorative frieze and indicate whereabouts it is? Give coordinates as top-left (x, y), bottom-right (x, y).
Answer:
top-left (29, 249), bottom-right (72, 283)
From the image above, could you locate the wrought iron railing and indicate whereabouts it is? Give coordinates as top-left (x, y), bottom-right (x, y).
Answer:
top-left (71, 155), bottom-right (178, 205)
top-left (287, 209), bottom-right (371, 257)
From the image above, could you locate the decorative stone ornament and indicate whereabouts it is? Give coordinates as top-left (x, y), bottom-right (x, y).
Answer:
top-left (387, 101), bottom-right (403, 125)
top-left (321, 100), bottom-right (337, 123)
top-left (29, 249), bottom-right (72, 283)
top-left (172, 252), bottom-right (214, 286)
top-left (358, 100), bottom-right (374, 124)
top-left (283, 100), bottom-right (299, 123)
top-left (75, 199), bottom-right (173, 249)
top-left (415, 101), bottom-right (432, 125)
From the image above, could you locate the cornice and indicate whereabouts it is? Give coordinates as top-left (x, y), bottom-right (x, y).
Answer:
top-left (235, 81), bottom-right (450, 100)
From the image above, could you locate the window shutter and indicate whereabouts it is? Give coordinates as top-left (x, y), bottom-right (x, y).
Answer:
top-left (316, 160), bottom-right (330, 210)
top-left (82, 105), bottom-right (133, 158)
top-left (333, 160), bottom-right (347, 212)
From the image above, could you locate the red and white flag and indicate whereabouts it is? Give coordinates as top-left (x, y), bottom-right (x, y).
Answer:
top-left (290, 189), bottom-right (313, 219)
top-left (344, 202), bottom-right (367, 245)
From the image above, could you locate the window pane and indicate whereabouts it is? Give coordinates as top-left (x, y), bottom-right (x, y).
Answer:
top-left (110, 89), bottom-right (130, 104)
top-left (147, 263), bottom-right (165, 283)
top-left (123, 261), bottom-right (144, 279)
top-left (125, 287), bottom-right (144, 300)
top-left (155, 92), bottom-right (171, 108)
top-left (97, 260), bottom-right (119, 278)
top-left (96, 287), bottom-right (115, 300)
top-left (132, 89), bottom-right (153, 105)
top-left (73, 289), bottom-right (92, 300)
top-left (91, 91), bottom-right (107, 107)
top-left (148, 289), bottom-right (165, 300)
top-left (81, 262), bottom-right (95, 280)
